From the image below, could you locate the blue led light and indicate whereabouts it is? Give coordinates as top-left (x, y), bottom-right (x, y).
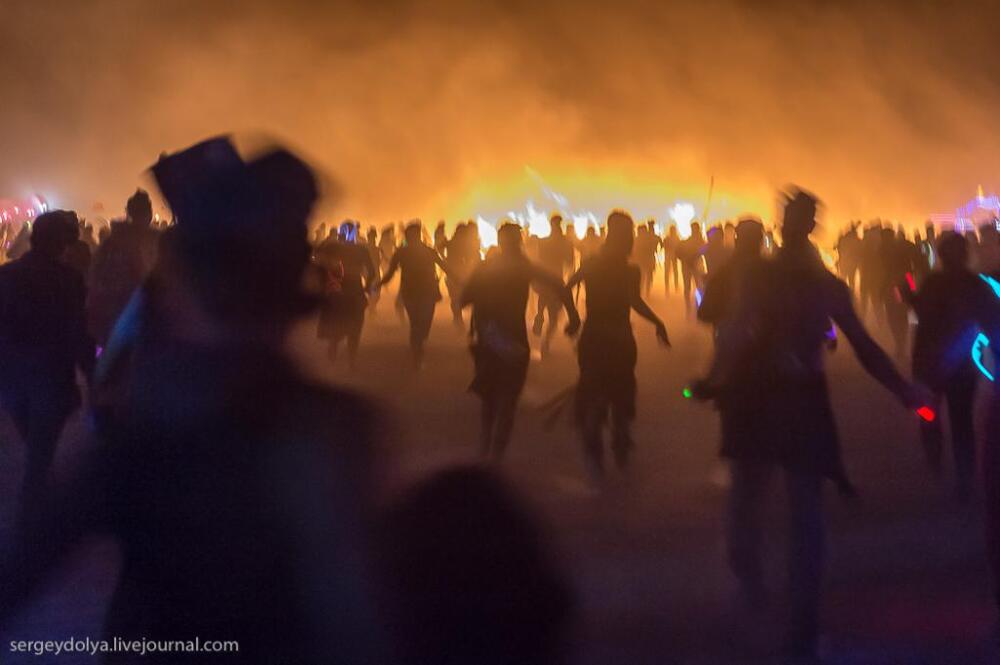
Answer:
top-left (973, 332), bottom-right (994, 382)
top-left (980, 273), bottom-right (1000, 299)
top-left (972, 274), bottom-right (999, 382)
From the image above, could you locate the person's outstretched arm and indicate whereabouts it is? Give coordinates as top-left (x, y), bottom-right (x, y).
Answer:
top-left (374, 250), bottom-right (402, 289)
top-left (361, 248), bottom-right (378, 290)
top-left (431, 248), bottom-right (454, 280)
top-left (627, 267), bottom-right (670, 346)
top-left (530, 263), bottom-right (580, 334)
top-left (830, 280), bottom-right (917, 406)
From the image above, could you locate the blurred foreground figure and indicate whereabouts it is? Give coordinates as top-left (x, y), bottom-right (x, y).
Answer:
top-left (568, 211), bottom-right (668, 483)
top-left (910, 232), bottom-right (995, 501)
top-left (0, 138), bottom-right (386, 664)
top-left (376, 222), bottom-right (449, 369)
top-left (0, 211), bottom-right (94, 508)
top-left (381, 466), bottom-right (573, 665)
top-left (87, 189), bottom-right (159, 346)
top-left (695, 189), bottom-right (925, 659)
top-left (461, 223), bottom-right (579, 460)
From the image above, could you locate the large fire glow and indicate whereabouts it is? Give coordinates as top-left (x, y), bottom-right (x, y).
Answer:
top-left (445, 166), bottom-right (769, 243)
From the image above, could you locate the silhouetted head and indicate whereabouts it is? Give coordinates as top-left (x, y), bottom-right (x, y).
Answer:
top-left (497, 222), bottom-right (523, 254)
top-left (780, 187), bottom-right (819, 245)
top-left (690, 222), bottom-right (703, 240)
top-left (735, 217), bottom-right (764, 256)
top-left (668, 224), bottom-right (679, 238)
top-left (381, 465), bottom-right (572, 665)
top-left (151, 137), bottom-right (319, 334)
top-left (30, 210), bottom-right (79, 258)
top-left (549, 214), bottom-right (563, 235)
top-left (404, 222), bottom-right (423, 245)
top-left (707, 226), bottom-right (724, 245)
top-left (937, 232), bottom-right (968, 271)
top-left (604, 210), bottom-right (634, 258)
top-left (126, 189), bottom-right (153, 228)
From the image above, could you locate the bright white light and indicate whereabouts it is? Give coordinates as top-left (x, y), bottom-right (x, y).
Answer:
top-left (570, 212), bottom-right (597, 239)
top-left (504, 201), bottom-right (551, 238)
top-left (476, 216), bottom-right (498, 250)
top-left (668, 202), bottom-right (696, 238)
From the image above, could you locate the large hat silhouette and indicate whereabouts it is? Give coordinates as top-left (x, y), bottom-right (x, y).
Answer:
top-left (151, 136), bottom-right (320, 319)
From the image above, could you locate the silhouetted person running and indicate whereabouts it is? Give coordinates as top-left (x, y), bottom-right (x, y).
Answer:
top-left (567, 211), bottom-right (669, 483)
top-left (576, 225), bottom-right (603, 262)
top-left (376, 222), bottom-right (449, 368)
top-left (362, 226), bottom-right (383, 311)
top-left (677, 221), bottom-right (707, 315)
top-left (911, 232), bottom-right (996, 501)
top-left (87, 189), bottom-right (159, 346)
top-left (444, 223), bottom-right (481, 328)
top-left (703, 224), bottom-right (732, 277)
top-left (0, 138), bottom-right (387, 665)
top-left (0, 210), bottom-right (94, 510)
top-left (696, 189), bottom-right (926, 659)
top-left (532, 214), bottom-right (576, 356)
top-left (663, 224), bottom-right (681, 294)
top-left (880, 227), bottom-right (916, 360)
top-left (698, 217), bottom-right (766, 333)
top-left (630, 222), bottom-right (659, 297)
top-left (835, 223), bottom-right (861, 293)
top-left (461, 223), bottom-right (579, 460)
top-left (858, 224), bottom-right (884, 323)
top-left (978, 270), bottom-right (1000, 624)
top-left (316, 221), bottom-right (377, 368)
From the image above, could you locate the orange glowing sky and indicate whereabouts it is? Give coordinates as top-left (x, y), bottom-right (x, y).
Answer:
top-left (2, 0), bottom-right (1000, 232)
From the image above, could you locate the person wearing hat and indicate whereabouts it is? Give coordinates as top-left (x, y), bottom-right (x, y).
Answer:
top-left (0, 138), bottom-right (387, 664)
top-left (0, 209), bottom-right (94, 509)
top-left (567, 210), bottom-right (669, 483)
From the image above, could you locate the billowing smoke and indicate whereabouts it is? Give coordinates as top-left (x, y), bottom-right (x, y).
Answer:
top-left (1, 0), bottom-right (998, 228)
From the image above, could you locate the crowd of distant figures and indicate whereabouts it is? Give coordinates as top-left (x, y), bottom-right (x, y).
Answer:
top-left (5, 199), bottom-right (997, 346)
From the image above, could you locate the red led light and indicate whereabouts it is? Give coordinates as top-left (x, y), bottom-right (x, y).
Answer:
top-left (916, 406), bottom-right (936, 422)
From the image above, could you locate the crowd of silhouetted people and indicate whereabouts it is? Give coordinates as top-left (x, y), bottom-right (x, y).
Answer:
top-left (0, 137), bottom-right (998, 663)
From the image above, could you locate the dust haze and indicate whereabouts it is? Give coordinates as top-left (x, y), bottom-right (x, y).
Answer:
top-left (2, 0), bottom-right (998, 227)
